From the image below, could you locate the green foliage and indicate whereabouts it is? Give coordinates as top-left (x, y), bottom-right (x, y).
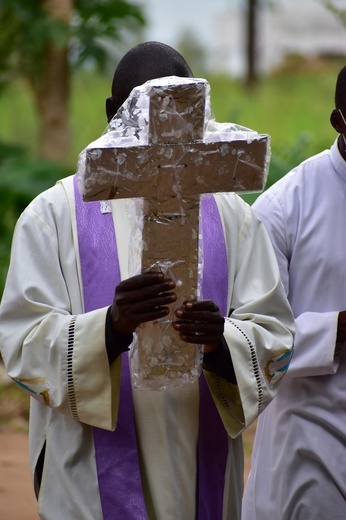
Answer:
top-left (0, 0), bottom-right (69, 87)
top-left (208, 59), bottom-right (341, 206)
top-left (71, 0), bottom-right (146, 70)
top-left (321, 1), bottom-right (346, 28)
top-left (269, 132), bottom-right (313, 185)
top-left (0, 141), bottom-right (69, 291)
top-left (242, 133), bottom-right (314, 205)
top-left (0, 0), bottom-right (145, 88)
top-left (209, 66), bottom-right (337, 158)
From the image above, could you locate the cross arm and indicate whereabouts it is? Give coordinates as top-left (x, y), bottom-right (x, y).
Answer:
top-left (82, 136), bottom-right (269, 202)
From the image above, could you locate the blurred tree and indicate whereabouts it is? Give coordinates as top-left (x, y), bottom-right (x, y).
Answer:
top-left (321, 1), bottom-right (346, 28)
top-left (245, 0), bottom-right (276, 87)
top-left (0, 0), bottom-right (145, 162)
top-left (245, 0), bottom-right (259, 87)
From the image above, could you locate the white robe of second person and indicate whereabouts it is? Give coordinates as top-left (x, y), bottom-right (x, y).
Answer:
top-left (243, 139), bottom-right (346, 520)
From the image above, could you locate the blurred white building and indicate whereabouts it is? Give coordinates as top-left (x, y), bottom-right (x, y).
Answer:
top-left (142, 0), bottom-right (346, 76)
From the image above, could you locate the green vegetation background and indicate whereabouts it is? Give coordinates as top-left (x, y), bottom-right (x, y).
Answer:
top-left (3, 57), bottom-right (339, 167)
top-left (0, 56), bottom-right (343, 430)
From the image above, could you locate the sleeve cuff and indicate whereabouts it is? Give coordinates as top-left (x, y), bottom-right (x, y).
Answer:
top-left (105, 306), bottom-right (133, 364)
top-left (203, 338), bottom-right (237, 384)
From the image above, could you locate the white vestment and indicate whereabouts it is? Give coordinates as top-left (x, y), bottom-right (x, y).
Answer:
top-left (0, 175), bottom-right (293, 520)
top-left (242, 139), bottom-right (346, 520)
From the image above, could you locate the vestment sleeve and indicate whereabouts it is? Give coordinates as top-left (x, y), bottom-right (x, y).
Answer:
top-left (0, 184), bottom-right (120, 430)
top-left (253, 191), bottom-right (340, 378)
top-left (204, 195), bottom-right (295, 437)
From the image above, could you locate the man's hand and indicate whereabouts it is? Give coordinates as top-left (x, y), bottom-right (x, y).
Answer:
top-left (172, 300), bottom-right (224, 352)
top-left (110, 272), bottom-right (177, 336)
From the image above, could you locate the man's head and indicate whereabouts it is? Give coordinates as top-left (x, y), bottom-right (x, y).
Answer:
top-left (106, 41), bottom-right (193, 122)
top-left (330, 65), bottom-right (346, 137)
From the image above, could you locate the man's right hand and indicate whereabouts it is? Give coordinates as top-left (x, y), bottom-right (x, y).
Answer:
top-left (110, 272), bottom-right (177, 336)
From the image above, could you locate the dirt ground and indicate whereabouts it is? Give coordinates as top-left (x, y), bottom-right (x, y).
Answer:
top-left (0, 430), bottom-right (38, 520)
top-left (0, 427), bottom-right (254, 519)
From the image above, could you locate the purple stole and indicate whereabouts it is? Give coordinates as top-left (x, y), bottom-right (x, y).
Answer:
top-left (74, 176), bottom-right (229, 519)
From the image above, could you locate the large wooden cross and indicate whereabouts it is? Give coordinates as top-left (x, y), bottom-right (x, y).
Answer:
top-left (79, 77), bottom-right (269, 390)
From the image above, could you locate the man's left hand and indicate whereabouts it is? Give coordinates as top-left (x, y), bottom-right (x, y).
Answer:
top-left (172, 300), bottom-right (224, 352)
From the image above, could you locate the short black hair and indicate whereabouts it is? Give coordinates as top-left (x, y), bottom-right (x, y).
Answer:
top-left (111, 41), bottom-right (193, 114)
top-left (335, 64), bottom-right (346, 111)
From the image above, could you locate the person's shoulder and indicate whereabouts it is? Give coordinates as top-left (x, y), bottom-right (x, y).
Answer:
top-left (290, 148), bottom-right (331, 180)
top-left (255, 148), bottom-right (331, 207)
top-left (281, 148), bottom-right (330, 184)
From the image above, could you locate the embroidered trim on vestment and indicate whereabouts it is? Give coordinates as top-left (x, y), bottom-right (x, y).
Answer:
top-left (215, 377), bottom-right (246, 427)
top-left (227, 319), bottom-right (263, 414)
top-left (67, 316), bottom-right (79, 420)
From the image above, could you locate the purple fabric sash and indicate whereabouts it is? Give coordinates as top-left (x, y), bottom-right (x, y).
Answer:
top-left (199, 195), bottom-right (229, 520)
top-left (74, 178), bottom-right (147, 519)
top-left (74, 177), bottom-right (228, 519)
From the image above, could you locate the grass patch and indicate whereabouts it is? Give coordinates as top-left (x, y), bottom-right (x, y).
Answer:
top-left (0, 56), bottom-right (342, 169)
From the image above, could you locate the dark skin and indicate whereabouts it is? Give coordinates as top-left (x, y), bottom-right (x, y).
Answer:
top-left (329, 109), bottom-right (346, 346)
top-left (106, 98), bottom-right (120, 123)
top-left (106, 89), bottom-right (225, 355)
top-left (330, 108), bottom-right (346, 160)
top-left (110, 271), bottom-right (224, 354)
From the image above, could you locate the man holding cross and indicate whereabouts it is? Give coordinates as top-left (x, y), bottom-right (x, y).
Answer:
top-left (0, 42), bottom-right (294, 520)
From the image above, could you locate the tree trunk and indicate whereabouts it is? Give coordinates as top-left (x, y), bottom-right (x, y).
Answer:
top-left (246, 0), bottom-right (258, 88)
top-left (36, 0), bottom-right (73, 163)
